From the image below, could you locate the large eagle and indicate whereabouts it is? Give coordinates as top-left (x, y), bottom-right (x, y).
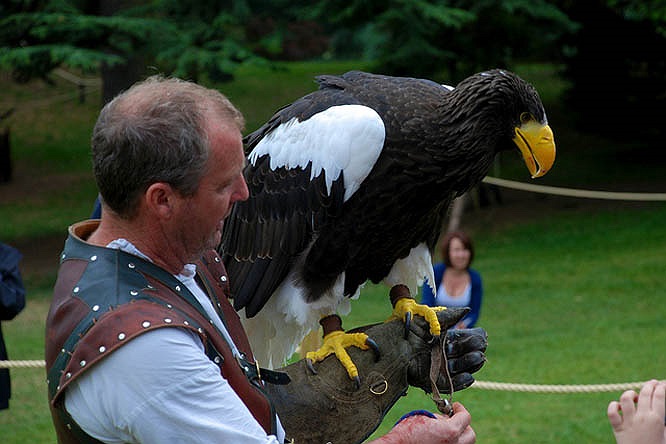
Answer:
top-left (220, 69), bottom-right (555, 374)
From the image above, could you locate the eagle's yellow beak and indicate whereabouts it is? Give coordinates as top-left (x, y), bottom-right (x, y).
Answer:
top-left (513, 121), bottom-right (556, 178)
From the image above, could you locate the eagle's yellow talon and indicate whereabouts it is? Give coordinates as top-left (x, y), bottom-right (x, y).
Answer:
top-left (391, 298), bottom-right (443, 336)
top-left (305, 330), bottom-right (370, 381)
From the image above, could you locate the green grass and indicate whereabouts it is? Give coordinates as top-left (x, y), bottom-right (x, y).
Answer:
top-left (2, 60), bottom-right (665, 443)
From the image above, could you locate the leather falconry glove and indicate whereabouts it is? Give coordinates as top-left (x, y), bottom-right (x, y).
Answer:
top-left (265, 306), bottom-right (487, 444)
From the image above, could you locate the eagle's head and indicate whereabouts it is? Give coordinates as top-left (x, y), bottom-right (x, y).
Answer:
top-left (452, 69), bottom-right (556, 178)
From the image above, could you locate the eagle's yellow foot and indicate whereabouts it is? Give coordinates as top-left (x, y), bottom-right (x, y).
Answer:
top-left (305, 314), bottom-right (380, 388)
top-left (387, 284), bottom-right (445, 339)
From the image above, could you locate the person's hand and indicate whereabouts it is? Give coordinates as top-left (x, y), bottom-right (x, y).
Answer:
top-left (371, 402), bottom-right (475, 444)
top-left (607, 379), bottom-right (666, 444)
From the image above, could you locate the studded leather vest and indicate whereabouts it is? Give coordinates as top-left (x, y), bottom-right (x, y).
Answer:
top-left (45, 221), bottom-right (278, 443)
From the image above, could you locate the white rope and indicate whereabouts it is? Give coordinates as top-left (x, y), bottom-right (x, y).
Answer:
top-left (0, 360), bottom-right (46, 369)
top-left (483, 176), bottom-right (666, 201)
top-left (52, 68), bottom-right (101, 86)
top-left (0, 360), bottom-right (650, 394)
top-left (471, 380), bottom-right (646, 393)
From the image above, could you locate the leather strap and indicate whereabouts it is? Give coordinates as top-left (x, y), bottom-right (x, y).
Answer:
top-left (429, 336), bottom-right (454, 416)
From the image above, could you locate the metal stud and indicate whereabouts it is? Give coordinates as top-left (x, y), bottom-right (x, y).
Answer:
top-left (175, 285), bottom-right (181, 292)
top-left (92, 305), bottom-right (100, 312)
top-left (73, 287), bottom-right (80, 293)
top-left (80, 360), bottom-right (86, 367)
top-left (183, 320), bottom-right (189, 326)
top-left (209, 319), bottom-right (214, 324)
top-left (130, 290), bottom-right (139, 296)
top-left (166, 304), bottom-right (173, 309)
top-left (214, 356), bottom-right (221, 364)
top-left (90, 255), bottom-right (97, 261)
top-left (142, 321), bottom-right (151, 328)
top-left (118, 332), bottom-right (126, 340)
top-left (164, 318), bottom-right (172, 324)
top-left (128, 263), bottom-right (135, 269)
top-left (61, 253), bottom-right (67, 260)
top-left (214, 257), bottom-right (221, 263)
top-left (65, 372), bottom-right (72, 379)
top-left (99, 346), bottom-right (106, 353)
top-left (197, 328), bottom-right (203, 334)
top-left (220, 276), bottom-right (227, 282)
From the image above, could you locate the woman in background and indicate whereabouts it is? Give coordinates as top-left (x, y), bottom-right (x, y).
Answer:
top-left (421, 231), bottom-right (482, 329)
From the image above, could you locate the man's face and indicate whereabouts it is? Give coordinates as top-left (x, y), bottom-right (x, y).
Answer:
top-left (178, 120), bottom-right (249, 259)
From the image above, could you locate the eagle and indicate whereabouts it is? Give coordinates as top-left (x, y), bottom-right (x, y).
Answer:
top-left (220, 69), bottom-right (555, 378)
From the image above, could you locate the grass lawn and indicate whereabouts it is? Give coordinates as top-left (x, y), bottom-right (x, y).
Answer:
top-left (1, 60), bottom-right (665, 443)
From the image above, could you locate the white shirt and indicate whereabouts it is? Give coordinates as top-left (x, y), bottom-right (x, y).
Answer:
top-left (65, 239), bottom-right (284, 443)
top-left (435, 281), bottom-right (472, 309)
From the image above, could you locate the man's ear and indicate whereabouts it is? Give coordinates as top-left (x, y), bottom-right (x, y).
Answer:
top-left (145, 182), bottom-right (177, 218)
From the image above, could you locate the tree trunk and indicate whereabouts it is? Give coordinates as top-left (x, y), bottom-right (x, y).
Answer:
top-left (98, 0), bottom-right (147, 105)
top-left (0, 127), bottom-right (11, 183)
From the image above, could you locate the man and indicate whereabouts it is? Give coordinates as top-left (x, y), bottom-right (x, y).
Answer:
top-left (45, 76), bottom-right (477, 443)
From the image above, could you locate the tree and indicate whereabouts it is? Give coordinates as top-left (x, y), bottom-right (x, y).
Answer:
top-left (558, 0), bottom-right (666, 144)
top-left (309, 0), bottom-right (576, 81)
top-left (0, 1), bottom-right (264, 103)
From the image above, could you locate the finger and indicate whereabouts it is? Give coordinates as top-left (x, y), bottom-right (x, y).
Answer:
top-left (653, 381), bottom-right (666, 417)
top-left (619, 389), bottom-right (638, 419)
top-left (458, 425), bottom-right (476, 444)
top-left (446, 402), bottom-right (472, 432)
top-left (638, 379), bottom-right (659, 411)
top-left (607, 400), bottom-right (623, 428)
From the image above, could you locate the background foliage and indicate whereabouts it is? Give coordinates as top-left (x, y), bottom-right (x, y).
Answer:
top-left (2, 0), bottom-right (665, 142)
top-left (1, 0), bottom-right (665, 442)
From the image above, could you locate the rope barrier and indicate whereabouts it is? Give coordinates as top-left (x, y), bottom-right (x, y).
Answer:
top-left (482, 176), bottom-right (666, 201)
top-left (471, 380), bottom-right (645, 393)
top-left (52, 68), bottom-right (101, 87)
top-left (0, 360), bottom-right (45, 369)
top-left (0, 360), bottom-right (650, 394)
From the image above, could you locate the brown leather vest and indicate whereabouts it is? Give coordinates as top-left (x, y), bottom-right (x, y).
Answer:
top-left (45, 221), bottom-right (277, 443)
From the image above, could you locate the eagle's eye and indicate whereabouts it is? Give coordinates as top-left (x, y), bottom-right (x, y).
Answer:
top-left (520, 112), bottom-right (534, 124)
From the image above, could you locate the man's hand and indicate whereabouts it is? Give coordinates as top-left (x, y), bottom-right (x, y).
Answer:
top-left (370, 403), bottom-right (476, 444)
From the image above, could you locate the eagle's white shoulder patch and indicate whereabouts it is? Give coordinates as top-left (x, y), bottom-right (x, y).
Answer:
top-left (248, 104), bottom-right (385, 201)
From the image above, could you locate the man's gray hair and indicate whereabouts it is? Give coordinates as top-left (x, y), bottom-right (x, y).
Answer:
top-left (91, 76), bottom-right (245, 219)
